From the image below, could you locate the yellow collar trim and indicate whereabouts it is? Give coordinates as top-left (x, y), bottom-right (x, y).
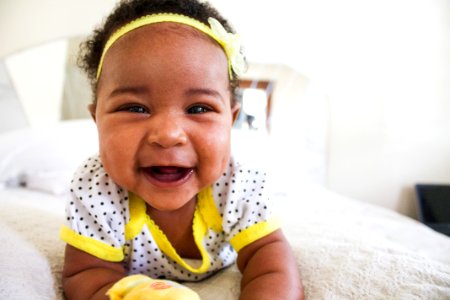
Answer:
top-left (96, 13), bottom-right (246, 80)
top-left (196, 185), bottom-right (223, 232)
top-left (126, 187), bottom-right (223, 274)
top-left (125, 193), bottom-right (147, 241)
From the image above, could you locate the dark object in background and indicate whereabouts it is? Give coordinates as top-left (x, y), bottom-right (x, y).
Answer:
top-left (415, 184), bottom-right (450, 236)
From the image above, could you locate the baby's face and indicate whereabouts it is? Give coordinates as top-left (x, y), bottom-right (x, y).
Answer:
top-left (92, 23), bottom-right (239, 212)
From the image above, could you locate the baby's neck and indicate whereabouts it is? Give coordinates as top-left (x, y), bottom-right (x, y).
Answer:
top-left (146, 198), bottom-right (201, 259)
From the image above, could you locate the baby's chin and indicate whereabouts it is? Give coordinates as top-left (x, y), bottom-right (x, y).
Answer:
top-left (135, 179), bottom-right (201, 213)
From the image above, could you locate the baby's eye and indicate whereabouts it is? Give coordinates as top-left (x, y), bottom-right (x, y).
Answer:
top-left (187, 105), bottom-right (212, 114)
top-left (119, 104), bottom-right (149, 114)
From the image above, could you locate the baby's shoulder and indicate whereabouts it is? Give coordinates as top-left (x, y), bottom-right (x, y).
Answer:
top-left (226, 155), bottom-right (268, 182)
top-left (210, 156), bottom-right (269, 205)
top-left (73, 154), bottom-right (104, 179)
top-left (70, 155), bottom-right (128, 209)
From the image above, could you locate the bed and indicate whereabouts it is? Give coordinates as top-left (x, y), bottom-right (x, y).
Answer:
top-left (0, 119), bottom-right (449, 300)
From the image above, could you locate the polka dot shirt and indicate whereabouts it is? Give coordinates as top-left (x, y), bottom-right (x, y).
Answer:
top-left (60, 154), bottom-right (280, 281)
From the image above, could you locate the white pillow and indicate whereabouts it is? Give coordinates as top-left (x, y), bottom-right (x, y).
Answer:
top-left (0, 119), bottom-right (98, 194)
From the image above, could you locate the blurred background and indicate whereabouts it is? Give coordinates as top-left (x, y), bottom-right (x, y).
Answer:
top-left (0, 0), bottom-right (449, 219)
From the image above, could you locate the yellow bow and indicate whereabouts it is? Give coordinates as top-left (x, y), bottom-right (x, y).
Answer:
top-left (208, 17), bottom-right (247, 76)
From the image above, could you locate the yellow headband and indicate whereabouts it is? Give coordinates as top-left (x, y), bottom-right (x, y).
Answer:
top-left (96, 13), bottom-right (246, 80)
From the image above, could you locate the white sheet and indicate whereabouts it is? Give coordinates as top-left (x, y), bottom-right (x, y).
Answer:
top-left (1, 186), bottom-right (449, 299)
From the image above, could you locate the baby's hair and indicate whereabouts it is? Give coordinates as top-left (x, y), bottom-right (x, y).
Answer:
top-left (78, 0), bottom-right (240, 106)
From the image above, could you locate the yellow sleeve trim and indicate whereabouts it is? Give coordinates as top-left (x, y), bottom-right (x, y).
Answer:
top-left (60, 225), bottom-right (124, 262)
top-left (230, 218), bottom-right (281, 252)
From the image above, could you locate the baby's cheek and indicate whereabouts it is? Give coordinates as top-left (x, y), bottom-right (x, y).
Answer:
top-left (201, 134), bottom-right (231, 175)
top-left (99, 140), bottom-right (136, 186)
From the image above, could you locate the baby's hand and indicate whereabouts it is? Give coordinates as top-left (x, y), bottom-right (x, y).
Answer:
top-left (107, 274), bottom-right (200, 300)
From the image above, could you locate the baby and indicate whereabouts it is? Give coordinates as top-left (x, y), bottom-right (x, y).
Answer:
top-left (60, 0), bottom-right (303, 299)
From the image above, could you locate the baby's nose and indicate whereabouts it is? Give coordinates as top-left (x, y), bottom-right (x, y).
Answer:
top-left (146, 117), bottom-right (188, 148)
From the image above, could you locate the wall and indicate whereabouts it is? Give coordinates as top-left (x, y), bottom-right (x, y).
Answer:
top-left (320, 0), bottom-right (450, 218)
top-left (0, 0), bottom-right (116, 57)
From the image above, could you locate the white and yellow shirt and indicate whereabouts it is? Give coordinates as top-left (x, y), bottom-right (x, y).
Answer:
top-left (60, 155), bottom-right (280, 281)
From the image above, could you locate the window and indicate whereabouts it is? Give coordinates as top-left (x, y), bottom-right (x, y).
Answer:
top-left (234, 80), bottom-right (274, 133)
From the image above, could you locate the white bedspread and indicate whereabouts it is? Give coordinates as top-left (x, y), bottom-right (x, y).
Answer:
top-left (1, 185), bottom-right (449, 300)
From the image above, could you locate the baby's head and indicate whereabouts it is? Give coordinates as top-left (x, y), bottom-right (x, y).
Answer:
top-left (78, 0), bottom-right (245, 211)
top-left (79, 0), bottom-right (244, 106)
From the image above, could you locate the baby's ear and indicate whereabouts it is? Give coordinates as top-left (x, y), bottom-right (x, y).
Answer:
top-left (231, 102), bottom-right (241, 125)
top-left (88, 104), bottom-right (96, 122)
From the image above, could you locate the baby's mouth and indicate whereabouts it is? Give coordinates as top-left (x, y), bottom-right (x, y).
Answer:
top-left (144, 166), bottom-right (194, 184)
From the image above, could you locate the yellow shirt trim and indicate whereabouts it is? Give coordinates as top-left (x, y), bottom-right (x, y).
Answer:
top-left (197, 186), bottom-right (223, 232)
top-left (230, 218), bottom-right (281, 252)
top-left (145, 210), bottom-right (211, 274)
top-left (126, 188), bottom-right (221, 274)
top-left (125, 193), bottom-right (147, 241)
top-left (60, 225), bottom-right (124, 262)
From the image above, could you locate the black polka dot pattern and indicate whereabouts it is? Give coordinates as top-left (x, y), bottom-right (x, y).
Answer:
top-left (65, 156), bottom-right (129, 249)
top-left (213, 157), bottom-right (272, 238)
top-left (63, 154), bottom-right (275, 282)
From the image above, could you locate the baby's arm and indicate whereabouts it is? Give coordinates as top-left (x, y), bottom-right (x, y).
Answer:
top-left (237, 230), bottom-right (304, 300)
top-left (62, 244), bottom-right (126, 300)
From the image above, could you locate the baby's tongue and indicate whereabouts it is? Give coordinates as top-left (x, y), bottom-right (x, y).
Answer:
top-left (149, 166), bottom-right (190, 182)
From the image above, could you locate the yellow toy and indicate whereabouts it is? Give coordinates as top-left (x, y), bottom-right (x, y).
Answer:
top-left (107, 274), bottom-right (200, 300)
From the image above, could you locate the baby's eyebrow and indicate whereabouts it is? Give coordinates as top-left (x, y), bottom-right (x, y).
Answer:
top-left (109, 85), bottom-right (148, 98)
top-left (185, 88), bottom-right (225, 103)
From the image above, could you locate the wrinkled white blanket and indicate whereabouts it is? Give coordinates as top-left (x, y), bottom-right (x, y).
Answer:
top-left (1, 186), bottom-right (449, 300)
